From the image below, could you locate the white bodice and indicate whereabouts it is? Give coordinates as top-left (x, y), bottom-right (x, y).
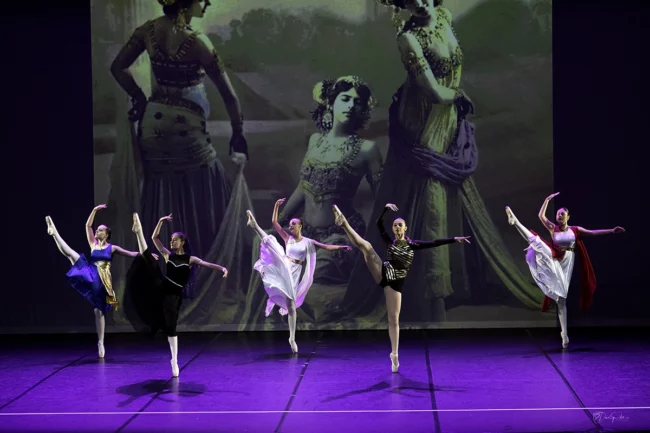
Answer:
top-left (286, 238), bottom-right (308, 261)
top-left (552, 229), bottom-right (576, 250)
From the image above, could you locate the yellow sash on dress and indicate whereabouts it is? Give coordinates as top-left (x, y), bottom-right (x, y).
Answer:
top-left (94, 261), bottom-right (118, 311)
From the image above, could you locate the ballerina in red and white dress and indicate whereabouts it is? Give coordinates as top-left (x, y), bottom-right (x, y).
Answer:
top-left (505, 192), bottom-right (625, 348)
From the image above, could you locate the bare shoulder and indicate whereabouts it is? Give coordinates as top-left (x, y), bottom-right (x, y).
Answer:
top-left (307, 132), bottom-right (322, 149)
top-left (193, 33), bottom-right (214, 52)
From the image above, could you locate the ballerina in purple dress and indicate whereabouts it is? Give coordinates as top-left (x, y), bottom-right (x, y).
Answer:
top-left (46, 204), bottom-right (142, 358)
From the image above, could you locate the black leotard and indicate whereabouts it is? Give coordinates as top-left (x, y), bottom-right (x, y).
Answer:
top-left (377, 208), bottom-right (455, 292)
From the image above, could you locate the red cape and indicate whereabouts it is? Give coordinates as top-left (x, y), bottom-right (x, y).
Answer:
top-left (528, 226), bottom-right (597, 313)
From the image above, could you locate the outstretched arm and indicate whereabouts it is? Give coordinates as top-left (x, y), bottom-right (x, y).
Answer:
top-left (272, 198), bottom-right (291, 244)
top-left (538, 193), bottom-right (558, 232)
top-left (410, 236), bottom-right (470, 250)
top-left (189, 256), bottom-right (228, 277)
top-left (152, 215), bottom-right (172, 260)
top-left (111, 245), bottom-right (139, 258)
top-left (85, 204), bottom-right (106, 248)
top-left (576, 226), bottom-right (625, 237)
top-left (311, 240), bottom-right (352, 252)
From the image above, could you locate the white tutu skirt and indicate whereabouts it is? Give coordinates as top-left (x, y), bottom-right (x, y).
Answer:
top-left (254, 235), bottom-right (304, 316)
top-left (524, 235), bottom-right (575, 302)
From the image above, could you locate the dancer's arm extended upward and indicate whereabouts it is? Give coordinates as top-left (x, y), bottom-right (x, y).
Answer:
top-left (272, 199), bottom-right (291, 244)
top-left (86, 204), bottom-right (138, 257)
top-left (85, 205), bottom-right (105, 248)
top-left (152, 215), bottom-right (173, 261)
top-left (376, 206), bottom-right (394, 244)
top-left (538, 192), bottom-right (559, 232)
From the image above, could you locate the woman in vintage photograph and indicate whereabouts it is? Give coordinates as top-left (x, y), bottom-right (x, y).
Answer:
top-left (241, 76), bottom-right (383, 326)
top-left (339, 0), bottom-right (541, 325)
top-left (110, 0), bottom-right (248, 259)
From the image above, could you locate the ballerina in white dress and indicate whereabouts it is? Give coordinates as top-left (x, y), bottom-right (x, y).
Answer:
top-left (246, 198), bottom-right (351, 353)
top-left (505, 192), bottom-right (625, 348)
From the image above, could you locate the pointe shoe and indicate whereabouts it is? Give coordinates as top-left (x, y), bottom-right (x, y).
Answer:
top-left (505, 206), bottom-right (516, 226)
top-left (246, 210), bottom-right (256, 228)
top-left (332, 205), bottom-right (346, 227)
top-left (171, 359), bottom-right (179, 377)
top-left (46, 216), bottom-right (56, 235)
top-left (132, 213), bottom-right (142, 233)
top-left (390, 353), bottom-right (399, 373)
top-left (98, 341), bottom-right (105, 359)
top-left (561, 333), bottom-right (569, 349)
top-left (289, 338), bottom-right (298, 354)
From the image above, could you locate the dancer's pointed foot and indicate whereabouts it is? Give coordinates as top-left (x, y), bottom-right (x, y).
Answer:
top-left (246, 210), bottom-right (256, 228)
top-left (171, 359), bottom-right (179, 377)
top-left (561, 333), bottom-right (569, 349)
top-left (98, 341), bottom-right (105, 359)
top-left (132, 213), bottom-right (143, 233)
top-left (46, 216), bottom-right (56, 236)
top-left (289, 338), bottom-right (298, 354)
top-left (390, 353), bottom-right (399, 373)
top-left (505, 206), bottom-right (517, 226)
top-left (332, 205), bottom-right (346, 227)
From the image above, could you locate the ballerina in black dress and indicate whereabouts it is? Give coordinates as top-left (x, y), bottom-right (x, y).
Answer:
top-left (127, 213), bottom-right (227, 378)
top-left (332, 203), bottom-right (470, 372)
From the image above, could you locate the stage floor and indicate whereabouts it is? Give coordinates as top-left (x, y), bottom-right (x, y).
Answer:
top-left (1, 328), bottom-right (648, 433)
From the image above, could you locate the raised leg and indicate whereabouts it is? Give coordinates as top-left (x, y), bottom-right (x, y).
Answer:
top-left (332, 205), bottom-right (383, 284)
top-left (132, 213), bottom-right (148, 254)
top-left (246, 210), bottom-right (268, 240)
top-left (384, 286), bottom-right (402, 373)
top-left (505, 207), bottom-right (535, 241)
top-left (46, 216), bottom-right (80, 265)
top-left (94, 308), bottom-right (105, 358)
top-left (286, 297), bottom-right (298, 353)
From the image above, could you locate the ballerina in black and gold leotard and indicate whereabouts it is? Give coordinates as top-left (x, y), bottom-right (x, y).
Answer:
top-left (333, 203), bottom-right (470, 373)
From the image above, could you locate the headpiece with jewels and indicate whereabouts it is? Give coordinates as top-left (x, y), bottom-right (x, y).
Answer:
top-left (310, 76), bottom-right (375, 132)
top-left (312, 75), bottom-right (376, 108)
top-left (157, 0), bottom-right (178, 6)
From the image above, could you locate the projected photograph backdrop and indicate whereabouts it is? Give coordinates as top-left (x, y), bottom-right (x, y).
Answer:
top-left (91, 0), bottom-right (553, 331)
